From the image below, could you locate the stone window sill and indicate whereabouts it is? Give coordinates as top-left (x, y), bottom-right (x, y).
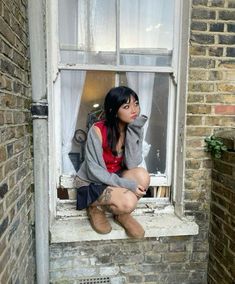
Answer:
top-left (50, 202), bottom-right (198, 243)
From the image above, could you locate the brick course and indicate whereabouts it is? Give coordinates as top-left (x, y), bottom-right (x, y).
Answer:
top-left (0, 0), bottom-right (35, 283)
top-left (208, 132), bottom-right (235, 284)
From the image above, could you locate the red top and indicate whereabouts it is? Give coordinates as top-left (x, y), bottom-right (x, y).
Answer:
top-left (94, 120), bottom-right (124, 173)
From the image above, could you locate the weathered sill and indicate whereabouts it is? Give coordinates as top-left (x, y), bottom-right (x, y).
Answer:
top-left (50, 204), bottom-right (198, 243)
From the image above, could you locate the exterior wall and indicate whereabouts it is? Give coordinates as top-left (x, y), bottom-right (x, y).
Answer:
top-left (208, 133), bottom-right (235, 284)
top-left (0, 0), bottom-right (35, 283)
top-left (50, 1), bottom-right (235, 283)
top-left (187, 1), bottom-right (235, 283)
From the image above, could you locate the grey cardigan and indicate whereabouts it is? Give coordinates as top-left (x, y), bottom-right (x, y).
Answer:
top-left (77, 115), bottom-right (147, 192)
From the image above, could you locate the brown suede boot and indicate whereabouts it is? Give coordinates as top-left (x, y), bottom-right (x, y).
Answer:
top-left (114, 214), bottom-right (145, 238)
top-left (87, 206), bottom-right (112, 234)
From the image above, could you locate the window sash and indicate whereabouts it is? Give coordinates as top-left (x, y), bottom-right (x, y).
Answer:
top-left (58, 69), bottom-right (175, 187)
top-left (58, 0), bottom-right (178, 69)
top-left (54, 0), bottom-right (180, 193)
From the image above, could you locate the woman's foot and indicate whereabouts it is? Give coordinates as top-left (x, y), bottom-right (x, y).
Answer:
top-left (114, 214), bottom-right (145, 238)
top-left (87, 206), bottom-right (112, 234)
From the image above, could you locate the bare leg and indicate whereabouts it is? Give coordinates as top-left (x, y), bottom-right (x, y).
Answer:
top-left (91, 167), bottom-right (150, 215)
top-left (87, 167), bottom-right (150, 236)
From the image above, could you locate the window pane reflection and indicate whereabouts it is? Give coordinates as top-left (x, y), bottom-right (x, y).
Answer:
top-left (59, 0), bottom-right (116, 65)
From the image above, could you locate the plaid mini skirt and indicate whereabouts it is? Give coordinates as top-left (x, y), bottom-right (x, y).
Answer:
top-left (74, 176), bottom-right (107, 210)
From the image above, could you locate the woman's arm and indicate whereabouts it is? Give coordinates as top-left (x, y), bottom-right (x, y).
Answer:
top-left (124, 115), bottom-right (148, 169)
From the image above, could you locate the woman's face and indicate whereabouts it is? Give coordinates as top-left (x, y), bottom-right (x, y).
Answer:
top-left (117, 96), bottom-right (140, 124)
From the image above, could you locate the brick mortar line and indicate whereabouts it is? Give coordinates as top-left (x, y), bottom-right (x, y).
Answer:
top-left (0, 104), bottom-right (31, 110)
top-left (192, 7), bottom-right (235, 11)
top-left (190, 45), bottom-right (235, 49)
top-left (191, 19), bottom-right (235, 22)
top-left (0, 197), bottom-right (33, 261)
top-left (210, 220), bottom-right (234, 245)
top-left (186, 111), bottom-right (235, 115)
top-left (192, 5), bottom-right (235, 11)
top-left (2, 0), bottom-right (27, 18)
top-left (209, 242), bottom-right (234, 257)
top-left (212, 180), bottom-right (235, 192)
top-left (212, 168), bottom-right (235, 181)
top-left (189, 80), bottom-right (235, 82)
top-left (1, 229), bottom-right (34, 282)
top-left (0, 89), bottom-right (31, 98)
top-left (0, 91), bottom-right (31, 97)
top-left (185, 152), bottom-right (208, 154)
top-left (187, 101), bottom-right (235, 104)
top-left (187, 92), bottom-right (235, 96)
top-left (213, 159), bottom-right (235, 168)
top-left (0, 71), bottom-right (31, 89)
top-left (207, 266), bottom-right (227, 284)
top-left (1, 10), bottom-right (28, 37)
top-left (0, 124), bottom-right (32, 132)
top-left (2, 171), bottom-right (33, 211)
top-left (188, 66), bottom-right (235, 69)
top-left (0, 94), bottom-right (32, 102)
top-left (0, 257), bottom-right (10, 282)
top-left (0, 149), bottom-right (32, 168)
top-left (191, 19), bottom-right (235, 23)
top-left (0, 124), bottom-right (31, 130)
top-left (15, 239), bottom-right (35, 281)
top-left (0, 54), bottom-right (30, 78)
top-left (0, 146), bottom-right (31, 157)
top-left (0, 17), bottom-right (29, 52)
top-left (211, 187), bottom-right (233, 204)
top-left (0, 34), bottom-right (29, 60)
top-left (0, 38), bottom-right (30, 61)
top-left (184, 168), bottom-right (211, 173)
top-left (0, 108), bottom-right (31, 113)
top-left (0, 84), bottom-right (31, 95)
top-left (1, 1), bottom-right (28, 30)
top-left (191, 31), bottom-right (235, 35)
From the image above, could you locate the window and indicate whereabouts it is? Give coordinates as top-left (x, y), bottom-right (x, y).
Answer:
top-left (48, 0), bottom-right (184, 206)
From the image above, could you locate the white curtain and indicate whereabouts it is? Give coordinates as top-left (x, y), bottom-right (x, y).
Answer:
top-left (121, 0), bottom-right (166, 168)
top-left (59, 0), bottom-right (87, 174)
top-left (61, 71), bottom-right (86, 174)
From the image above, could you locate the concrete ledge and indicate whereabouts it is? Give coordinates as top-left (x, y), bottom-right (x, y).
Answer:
top-left (50, 213), bottom-right (199, 243)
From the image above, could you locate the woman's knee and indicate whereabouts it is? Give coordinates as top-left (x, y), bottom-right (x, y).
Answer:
top-left (123, 167), bottom-right (150, 189)
top-left (117, 194), bottom-right (137, 214)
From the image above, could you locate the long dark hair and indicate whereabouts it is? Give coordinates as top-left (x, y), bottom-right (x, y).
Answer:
top-left (104, 86), bottom-right (139, 155)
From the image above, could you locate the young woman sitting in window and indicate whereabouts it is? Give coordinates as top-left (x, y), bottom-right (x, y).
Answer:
top-left (75, 86), bottom-right (150, 238)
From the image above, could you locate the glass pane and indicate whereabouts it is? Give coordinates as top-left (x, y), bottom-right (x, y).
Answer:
top-left (120, 0), bottom-right (174, 66)
top-left (58, 0), bottom-right (116, 65)
top-left (120, 73), bottom-right (169, 174)
top-left (145, 74), bottom-right (169, 174)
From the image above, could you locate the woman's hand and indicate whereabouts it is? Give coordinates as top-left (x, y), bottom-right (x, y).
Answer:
top-left (135, 185), bottom-right (146, 198)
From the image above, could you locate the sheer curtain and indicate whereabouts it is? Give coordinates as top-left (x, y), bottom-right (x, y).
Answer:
top-left (61, 71), bottom-right (86, 174)
top-left (120, 0), bottom-right (167, 168)
top-left (59, 0), bottom-right (87, 173)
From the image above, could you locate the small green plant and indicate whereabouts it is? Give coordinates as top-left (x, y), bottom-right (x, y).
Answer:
top-left (205, 135), bottom-right (227, 159)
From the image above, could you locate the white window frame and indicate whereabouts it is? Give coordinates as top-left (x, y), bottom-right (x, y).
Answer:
top-left (46, 0), bottom-right (190, 220)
